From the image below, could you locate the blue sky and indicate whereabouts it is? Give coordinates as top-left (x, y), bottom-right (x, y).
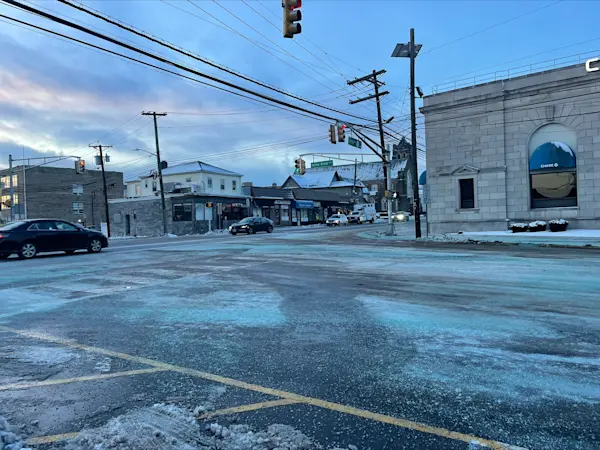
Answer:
top-left (1, 0), bottom-right (599, 185)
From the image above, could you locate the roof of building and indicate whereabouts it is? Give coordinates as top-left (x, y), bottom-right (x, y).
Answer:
top-left (305, 160), bottom-right (407, 181)
top-left (292, 189), bottom-right (346, 202)
top-left (286, 171), bottom-right (340, 188)
top-left (251, 186), bottom-right (294, 199)
top-left (161, 161), bottom-right (242, 177)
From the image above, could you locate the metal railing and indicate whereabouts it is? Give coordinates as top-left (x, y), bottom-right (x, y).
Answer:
top-left (432, 51), bottom-right (598, 94)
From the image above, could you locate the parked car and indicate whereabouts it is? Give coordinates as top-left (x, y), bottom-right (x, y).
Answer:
top-left (229, 217), bottom-right (273, 235)
top-left (347, 211), bottom-right (368, 224)
top-left (326, 214), bottom-right (348, 226)
top-left (0, 219), bottom-right (109, 260)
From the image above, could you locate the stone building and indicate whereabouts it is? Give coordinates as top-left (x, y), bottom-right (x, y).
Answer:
top-left (0, 166), bottom-right (123, 225)
top-left (421, 62), bottom-right (600, 233)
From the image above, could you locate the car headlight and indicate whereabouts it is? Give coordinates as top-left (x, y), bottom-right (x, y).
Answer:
top-left (241, 225), bottom-right (248, 229)
top-left (228, 226), bottom-right (232, 231)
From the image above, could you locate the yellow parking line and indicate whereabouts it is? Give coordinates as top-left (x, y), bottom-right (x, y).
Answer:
top-left (0, 367), bottom-right (168, 392)
top-left (27, 432), bottom-right (79, 445)
top-left (0, 326), bottom-right (526, 450)
top-left (198, 399), bottom-right (300, 419)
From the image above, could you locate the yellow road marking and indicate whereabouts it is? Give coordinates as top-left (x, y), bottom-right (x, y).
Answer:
top-left (27, 432), bottom-right (79, 445)
top-left (198, 399), bottom-right (300, 419)
top-left (0, 326), bottom-right (526, 450)
top-left (0, 368), bottom-right (168, 392)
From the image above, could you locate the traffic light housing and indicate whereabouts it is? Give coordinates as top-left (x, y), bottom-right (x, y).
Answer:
top-left (206, 202), bottom-right (213, 207)
top-left (282, 0), bottom-right (302, 38)
top-left (337, 124), bottom-right (346, 142)
top-left (294, 158), bottom-right (306, 175)
top-left (75, 159), bottom-right (86, 174)
top-left (328, 124), bottom-right (337, 144)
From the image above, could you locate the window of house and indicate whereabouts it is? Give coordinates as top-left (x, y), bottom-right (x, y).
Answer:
top-left (72, 184), bottom-right (84, 195)
top-left (220, 179), bottom-right (225, 190)
top-left (172, 203), bottom-right (192, 221)
top-left (529, 142), bottom-right (577, 208)
top-left (459, 178), bottom-right (475, 209)
top-left (207, 177), bottom-right (213, 189)
top-left (185, 177), bottom-right (192, 183)
top-left (145, 180), bottom-right (149, 188)
top-left (135, 184), bottom-right (141, 196)
top-left (152, 181), bottom-right (157, 192)
top-left (72, 202), bottom-right (84, 215)
top-left (371, 184), bottom-right (378, 192)
top-left (232, 180), bottom-right (237, 191)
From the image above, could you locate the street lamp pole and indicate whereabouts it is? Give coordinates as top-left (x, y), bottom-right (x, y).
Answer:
top-left (391, 29), bottom-right (423, 238)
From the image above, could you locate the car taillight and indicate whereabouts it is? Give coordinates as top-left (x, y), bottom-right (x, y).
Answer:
top-left (0, 233), bottom-right (4, 239)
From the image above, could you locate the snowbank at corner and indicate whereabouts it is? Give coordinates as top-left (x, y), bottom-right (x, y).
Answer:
top-left (0, 416), bottom-right (32, 450)
top-left (63, 404), bottom-right (356, 450)
top-left (460, 229), bottom-right (600, 238)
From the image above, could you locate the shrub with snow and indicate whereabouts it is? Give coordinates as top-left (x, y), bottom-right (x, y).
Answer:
top-left (509, 223), bottom-right (528, 233)
top-left (549, 219), bottom-right (569, 232)
top-left (528, 221), bottom-right (547, 232)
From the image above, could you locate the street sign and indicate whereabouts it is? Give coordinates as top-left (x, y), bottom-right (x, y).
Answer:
top-left (422, 185), bottom-right (431, 204)
top-left (348, 137), bottom-right (362, 149)
top-left (311, 160), bottom-right (333, 168)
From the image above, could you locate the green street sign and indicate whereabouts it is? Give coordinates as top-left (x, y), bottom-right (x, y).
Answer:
top-left (311, 160), bottom-right (333, 168)
top-left (348, 137), bottom-right (362, 149)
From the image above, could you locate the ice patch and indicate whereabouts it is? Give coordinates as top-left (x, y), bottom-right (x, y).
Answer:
top-left (94, 357), bottom-right (112, 373)
top-left (14, 345), bottom-right (78, 366)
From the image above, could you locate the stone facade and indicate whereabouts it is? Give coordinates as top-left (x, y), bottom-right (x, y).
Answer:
top-left (109, 194), bottom-right (249, 237)
top-left (421, 63), bottom-right (600, 233)
top-left (0, 166), bottom-right (123, 225)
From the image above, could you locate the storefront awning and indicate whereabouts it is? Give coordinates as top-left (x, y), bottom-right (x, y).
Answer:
top-left (529, 141), bottom-right (576, 172)
top-left (419, 170), bottom-right (426, 185)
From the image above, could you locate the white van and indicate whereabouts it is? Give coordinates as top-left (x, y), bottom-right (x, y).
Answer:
top-left (352, 203), bottom-right (376, 223)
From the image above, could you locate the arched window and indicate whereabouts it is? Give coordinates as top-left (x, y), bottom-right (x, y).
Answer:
top-left (529, 141), bottom-right (576, 208)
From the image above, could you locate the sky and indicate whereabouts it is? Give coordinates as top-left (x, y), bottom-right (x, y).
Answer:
top-left (1, 0), bottom-right (599, 185)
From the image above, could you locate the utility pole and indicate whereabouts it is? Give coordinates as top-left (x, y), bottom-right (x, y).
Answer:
top-left (89, 144), bottom-right (112, 237)
top-left (142, 111), bottom-right (168, 235)
top-left (348, 69), bottom-right (394, 235)
top-left (353, 158), bottom-right (358, 201)
top-left (409, 29), bottom-right (422, 238)
top-left (8, 154), bottom-right (14, 221)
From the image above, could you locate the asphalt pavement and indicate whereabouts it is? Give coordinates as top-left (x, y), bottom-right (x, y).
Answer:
top-left (0, 223), bottom-right (598, 449)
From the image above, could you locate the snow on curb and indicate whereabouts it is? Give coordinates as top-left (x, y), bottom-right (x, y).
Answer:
top-left (0, 416), bottom-right (32, 450)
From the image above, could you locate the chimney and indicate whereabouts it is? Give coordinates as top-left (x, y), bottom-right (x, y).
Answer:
top-left (242, 181), bottom-right (253, 187)
top-left (272, 183), bottom-right (278, 187)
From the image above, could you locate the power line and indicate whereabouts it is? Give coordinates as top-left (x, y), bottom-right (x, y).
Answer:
top-left (57, 0), bottom-right (376, 124)
top-left (0, 6), bottom-right (373, 129)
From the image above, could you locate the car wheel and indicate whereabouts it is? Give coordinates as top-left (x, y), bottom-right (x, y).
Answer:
top-left (251, 228), bottom-right (257, 234)
top-left (267, 226), bottom-right (273, 233)
top-left (65, 250), bottom-right (76, 255)
top-left (88, 238), bottom-right (103, 253)
top-left (18, 242), bottom-right (37, 260)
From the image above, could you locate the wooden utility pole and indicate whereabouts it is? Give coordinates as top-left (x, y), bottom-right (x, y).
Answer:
top-left (347, 69), bottom-right (394, 235)
top-left (142, 111), bottom-right (168, 235)
top-left (89, 144), bottom-right (112, 237)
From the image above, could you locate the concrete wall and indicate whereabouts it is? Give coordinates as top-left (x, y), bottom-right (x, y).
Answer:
top-left (422, 63), bottom-right (600, 233)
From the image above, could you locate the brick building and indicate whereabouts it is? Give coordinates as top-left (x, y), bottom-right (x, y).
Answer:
top-left (421, 62), bottom-right (600, 233)
top-left (0, 166), bottom-right (123, 225)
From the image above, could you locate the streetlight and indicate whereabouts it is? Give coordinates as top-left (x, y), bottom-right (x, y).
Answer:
top-left (392, 28), bottom-right (422, 239)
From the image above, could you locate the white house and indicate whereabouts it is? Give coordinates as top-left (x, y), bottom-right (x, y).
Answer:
top-left (126, 161), bottom-right (244, 199)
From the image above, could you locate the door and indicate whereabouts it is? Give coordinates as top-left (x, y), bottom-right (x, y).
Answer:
top-left (54, 221), bottom-right (87, 250)
top-left (28, 221), bottom-right (60, 252)
top-left (125, 214), bottom-right (131, 236)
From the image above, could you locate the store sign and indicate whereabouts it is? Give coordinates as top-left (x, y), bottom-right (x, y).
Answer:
top-left (585, 57), bottom-right (599, 73)
top-left (295, 200), bottom-right (314, 209)
top-left (274, 200), bottom-right (291, 205)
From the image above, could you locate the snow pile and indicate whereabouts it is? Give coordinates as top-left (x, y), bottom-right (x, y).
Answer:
top-left (109, 236), bottom-right (144, 241)
top-left (65, 404), bottom-right (200, 450)
top-left (167, 233), bottom-right (179, 238)
top-left (62, 404), bottom-right (355, 450)
top-left (0, 416), bottom-right (32, 450)
top-left (203, 230), bottom-right (228, 236)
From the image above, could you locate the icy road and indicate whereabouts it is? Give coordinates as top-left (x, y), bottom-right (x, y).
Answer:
top-left (0, 223), bottom-right (598, 449)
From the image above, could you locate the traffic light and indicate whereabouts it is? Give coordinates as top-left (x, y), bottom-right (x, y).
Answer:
top-left (337, 124), bottom-right (346, 142)
top-left (75, 159), bottom-right (86, 174)
top-left (328, 124), bottom-right (337, 144)
top-left (282, 0), bottom-right (302, 38)
top-left (206, 202), bottom-right (213, 207)
top-left (294, 158), bottom-right (306, 175)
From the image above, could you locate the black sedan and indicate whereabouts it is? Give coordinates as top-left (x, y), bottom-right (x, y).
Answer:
top-left (0, 219), bottom-right (108, 260)
top-left (229, 217), bottom-right (274, 235)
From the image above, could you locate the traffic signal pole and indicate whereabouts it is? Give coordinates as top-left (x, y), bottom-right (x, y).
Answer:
top-left (409, 28), bottom-right (422, 238)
